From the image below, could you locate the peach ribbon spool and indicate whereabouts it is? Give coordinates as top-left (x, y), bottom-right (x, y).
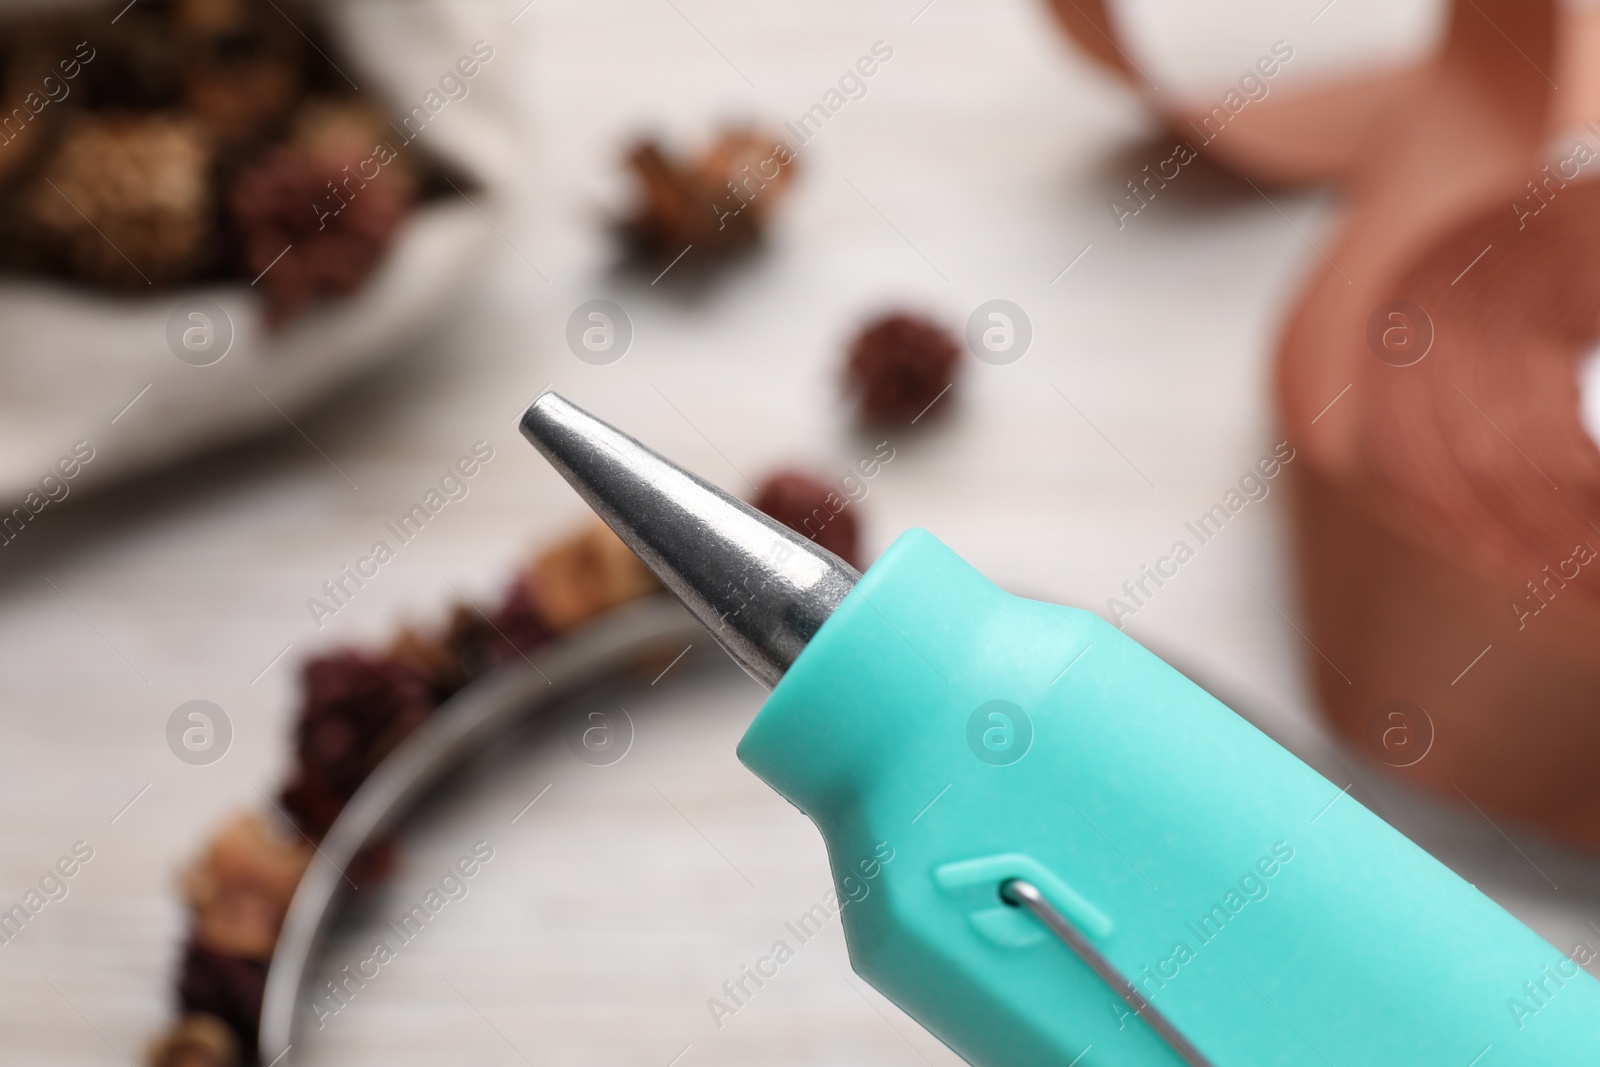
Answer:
top-left (1047, 0), bottom-right (1600, 852)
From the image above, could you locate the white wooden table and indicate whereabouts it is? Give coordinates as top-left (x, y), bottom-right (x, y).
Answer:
top-left (5, 0), bottom-right (1597, 1063)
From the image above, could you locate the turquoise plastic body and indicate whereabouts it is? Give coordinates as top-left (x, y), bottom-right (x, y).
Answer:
top-left (737, 530), bottom-right (1600, 1065)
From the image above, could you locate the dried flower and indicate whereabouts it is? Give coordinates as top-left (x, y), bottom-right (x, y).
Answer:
top-left (289, 99), bottom-right (395, 161)
top-left (226, 106), bottom-right (413, 323)
top-left (386, 625), bottom-right (468, 702)
top-left (753, 470), bottom-right (861, 568)
top-left (484, 579), bottom-right (554, 667)
top-left (21, 114), bottom-right (214, 289)
top-left (617, 127), bottom-right (797, 273)
top-left (276, 773), bottom-right (345, 845)
top-left (0, 89), bottom-right (51, 187)
top-left (176, 940), bottom-right (266, 1055)
top-left (430, 584), bottom-right (555, 680)
top-left (174, 0), bottom-right (306, 144)
top-left (527, 522), bottom-right (659, 632)
top-left (440, 603), bottom-right (501, 681)
top-left (279, 651), bottom-right (435, 839)
top-left (0, 1), bottom-right (426, 306)
top-left (844, 313), bottom-right (961, 424)
top-left (70, 7), bottom-right (184, 111)
top-left (182, 812), bottom-right (311, 960)
top-left (145, 1012), bottom-right (239, 1067)
top-left (0, 25), bottom-right (83, 184)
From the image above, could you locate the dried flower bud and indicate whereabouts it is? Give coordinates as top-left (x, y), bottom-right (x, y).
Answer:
top-left (0, 25), bottom-right (83, 184)
top-left (753, 471), bottom-right (861, 568)
top-left (440, 603), bottom-right (499, 680)
top-left (146, 1013), bottom-right (239, 1067)
top-left (279, 651), bottom-right (436, 839)
top-left (68, 7), bottom-right (183, 110)
top-left (176, 940), bottom-right (266, 1055)
top-left (182, 812), bottom-right (310, 960)
top-left (616, 126), bottom-right (796, 274)
top-left (290, 99), bottom-right (399, 170)
top-left (701, 128), bottom-right (799, 203)
top-left (0, 89), bottom-right (51, 186)
top-left (226, 108), bottom-right (413, 324)
top-left (844, 313), bottom-right (961, 424)
top-left (484, 579), bottom-right (554, 667)
top-left (276, 772), bottom-right (345, 844)
top-left (174, 0), bottom-right (306, 144)
top-left (21, 115), bottom-right (214, 289)
top-left (527, 522), bottom-right (659, 632)
top-left (386, 626), bottom-right (467, 701)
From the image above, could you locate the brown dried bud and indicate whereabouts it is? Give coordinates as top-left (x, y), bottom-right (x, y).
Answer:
top-left (176, 940), bottom-right (266, 1055)
top-left (526, 522), bottom-right (659, 633)
top-left (290, 99), bottom-right (407, 177)
top-left (276, 772), bottom-right (346, 844)
top-left (174, 0), bottom-right (306, 144)
top-left (63, 6), bottom-right (183, 110)
top-left (182, 812), bottom-right (310, 960)
top-left (386, 625), bottom-right (468, 701)
top-left (0, 88), bottom-right (51, 186)
top-left (440, 602), bottom-right (499, 680)
top-left (483, 579), bottom-right (554, 667)
top-left (753, 470), bottom-right (861, 569)
top-left (21, 114), bottom-right (214, 289)
top-left (844, 313), bottom-right (961, 424)
top-left (279, 651), bottom-right (436, 839)
top-left (616, 126), bottom-right (796, 274)
top-left (0, 24), bottom-right (82, 184)
top-left (145, 1013), bottom-right (239, 1067)
top-left (226, 103), bottom-right (413, 324)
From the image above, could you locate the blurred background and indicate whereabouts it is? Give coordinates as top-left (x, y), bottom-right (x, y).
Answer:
top-left (5, 0), bottom-right (1598, 1064)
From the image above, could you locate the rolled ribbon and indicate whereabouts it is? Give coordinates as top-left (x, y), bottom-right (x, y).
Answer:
top-left (1049, 0), bottom-right (1600, 852)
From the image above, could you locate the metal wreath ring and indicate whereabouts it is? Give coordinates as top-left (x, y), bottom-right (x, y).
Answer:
top-left (258, 595), bottom-right (703, 1063)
